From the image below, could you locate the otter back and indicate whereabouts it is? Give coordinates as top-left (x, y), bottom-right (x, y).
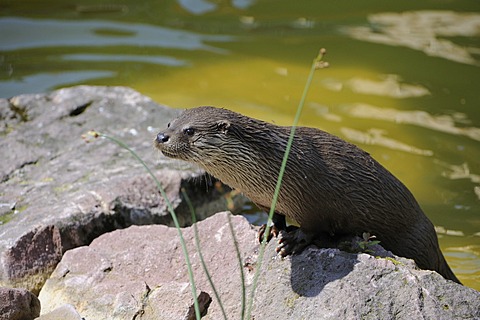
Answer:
top-left (154, 106), bottom-right (460, 284)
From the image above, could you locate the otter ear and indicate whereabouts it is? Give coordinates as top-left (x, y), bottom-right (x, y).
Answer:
top-left (216, 120), bottom-right (231, 134)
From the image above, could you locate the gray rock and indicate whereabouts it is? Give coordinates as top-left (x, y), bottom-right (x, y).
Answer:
top-left (253, 245), bottom-right (480, 320)
top-left (0, 287), bottom-right (40, 320)
top-left (38, 211), bottom-right (480, 320)
top-left (4, 86), bottom-right (479, 319)
top-left (0, 86), bottom-right (246, 294)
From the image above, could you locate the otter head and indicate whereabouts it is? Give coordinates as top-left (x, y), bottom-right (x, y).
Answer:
top-left (155, 106), bottom-right (289, 200)
top-left (154, 106), bottom-right (238, 166)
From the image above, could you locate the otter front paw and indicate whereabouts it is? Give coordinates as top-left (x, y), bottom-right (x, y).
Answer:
top-left (258, 224), bottom-right (281, 243)
top-left (276, 229), bottom-right (315, 257)
top-left (257, 212), bottom-right (288, 243)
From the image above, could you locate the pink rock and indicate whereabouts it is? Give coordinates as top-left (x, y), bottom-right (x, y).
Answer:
top-left (39, 212), bottom-right (258, 319)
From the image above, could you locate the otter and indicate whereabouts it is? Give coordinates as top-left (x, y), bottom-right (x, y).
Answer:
top-left (154, 106), bottom-right (460, 284)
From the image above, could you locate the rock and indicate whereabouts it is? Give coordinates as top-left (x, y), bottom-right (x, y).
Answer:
top-left (35, 304), bottom-right (82, 320)
top-left (39, 211), bottom-right (258, 319)
top-left (0, 287), bottom-right (40, 320)
top-left (1, 226), bottom-right (62, 298)
top-left (4, 86), bottom-right (479, 318)
top-left (38, 211), bottom-right (480, 320)
top-left (253, 245), bottom-right (480, 320)
top-left (0, 86), bottom-right (247, 294)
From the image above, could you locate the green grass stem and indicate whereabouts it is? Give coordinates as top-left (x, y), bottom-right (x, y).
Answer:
top-left (245, 49), bottom-right (328, 319)
top-left (86, 48), bottom-right (327, 320)
top-left (181, 189), bottom-right (229, 320)
top-left (226, 213), bottom-right (246, 320)
top-left (87, 132), bottom-right (202, 320)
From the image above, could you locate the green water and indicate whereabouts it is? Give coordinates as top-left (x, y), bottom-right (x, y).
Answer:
top-left (1, 1), bottom-right (479, 289)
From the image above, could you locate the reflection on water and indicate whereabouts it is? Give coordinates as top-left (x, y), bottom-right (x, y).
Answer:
top-left (340, 127), bottom-right (434, 156)
top-left (435, 160), bottom-right (480, 201)
top-left (437, 161), bottom-right (480, 183)
top-left (435, 226), bottom-right (465, 237)
top-left (445, 244), bottom-right (480, 279)
top-left (178, 0), bottom-right (255, 14)
top-left (0, 71), bottom-right (115, 97)
top-left (178, 0), bottom-right (217, 15)
top-left (1, 2), bottom-right (479, 289)
top-left (343, 103), bottom-right (480, 142)
top-left (0, 17), bottom-right (232, 52)
top-left (323, 74), bottom-right (430, 98)
top-left (62, 54), bottom-right (188, 67)
top-left (0, 16), bottom-right (231, 97)
top-left (343, 11), bottom-right (480, 65)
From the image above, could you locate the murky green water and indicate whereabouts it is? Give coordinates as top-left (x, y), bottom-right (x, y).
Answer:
top-left (1, 1), bottom-right (479, 289)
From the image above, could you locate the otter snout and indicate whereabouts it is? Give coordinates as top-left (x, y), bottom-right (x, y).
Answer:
top-left (156, 132), bottom-right (170, 144)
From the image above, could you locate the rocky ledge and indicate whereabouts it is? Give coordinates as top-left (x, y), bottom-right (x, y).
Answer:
top-left (0, 86), bottom-right (479, 319)
top-left (36, 211), bottom-right (479, 320)
top-left (0, 86), bottom-right (247, 296)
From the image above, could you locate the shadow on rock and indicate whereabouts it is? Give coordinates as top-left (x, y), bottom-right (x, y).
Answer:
top-left (290, 247), bottom-right (357, 297)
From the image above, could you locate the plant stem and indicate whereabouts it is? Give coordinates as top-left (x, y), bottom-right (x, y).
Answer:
top-left (245, 49), bottom-right (328, 319)
top-left (92, 132), bottom-right (202, 320)
top-left (182, 189), bottom-right (229, 320)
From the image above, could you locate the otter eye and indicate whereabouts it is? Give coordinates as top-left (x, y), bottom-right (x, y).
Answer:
top-left (184, 127), bottom-right (195, 136)
top-left (167, 122), bottom-right (171, 128)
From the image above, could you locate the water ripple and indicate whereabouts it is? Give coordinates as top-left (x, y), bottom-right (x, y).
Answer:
top-left (0, 17), bottom-right (232, 52)
top-left (342, 11), bottom-right (480, 65)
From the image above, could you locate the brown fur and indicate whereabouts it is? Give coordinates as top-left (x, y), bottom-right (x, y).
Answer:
top-left (154, 106), bottom-right (460, 283)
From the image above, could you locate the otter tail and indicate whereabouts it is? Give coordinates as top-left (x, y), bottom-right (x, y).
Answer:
top-left (411, 219), bottom-right (462, 284)
top-left (435, 248), bottom-right (461, 284)
top-left (385, 217), bottom-right (461, 284)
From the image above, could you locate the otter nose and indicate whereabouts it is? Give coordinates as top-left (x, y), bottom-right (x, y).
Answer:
top-left (156, 132), bottom-right (170, 143)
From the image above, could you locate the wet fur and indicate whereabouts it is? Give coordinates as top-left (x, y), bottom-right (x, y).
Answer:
top-left (155, 106), bottom-right (460, 283)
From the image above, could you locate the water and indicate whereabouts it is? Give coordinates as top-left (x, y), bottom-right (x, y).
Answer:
top-left (1, 0), bottom-right (479, 289)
